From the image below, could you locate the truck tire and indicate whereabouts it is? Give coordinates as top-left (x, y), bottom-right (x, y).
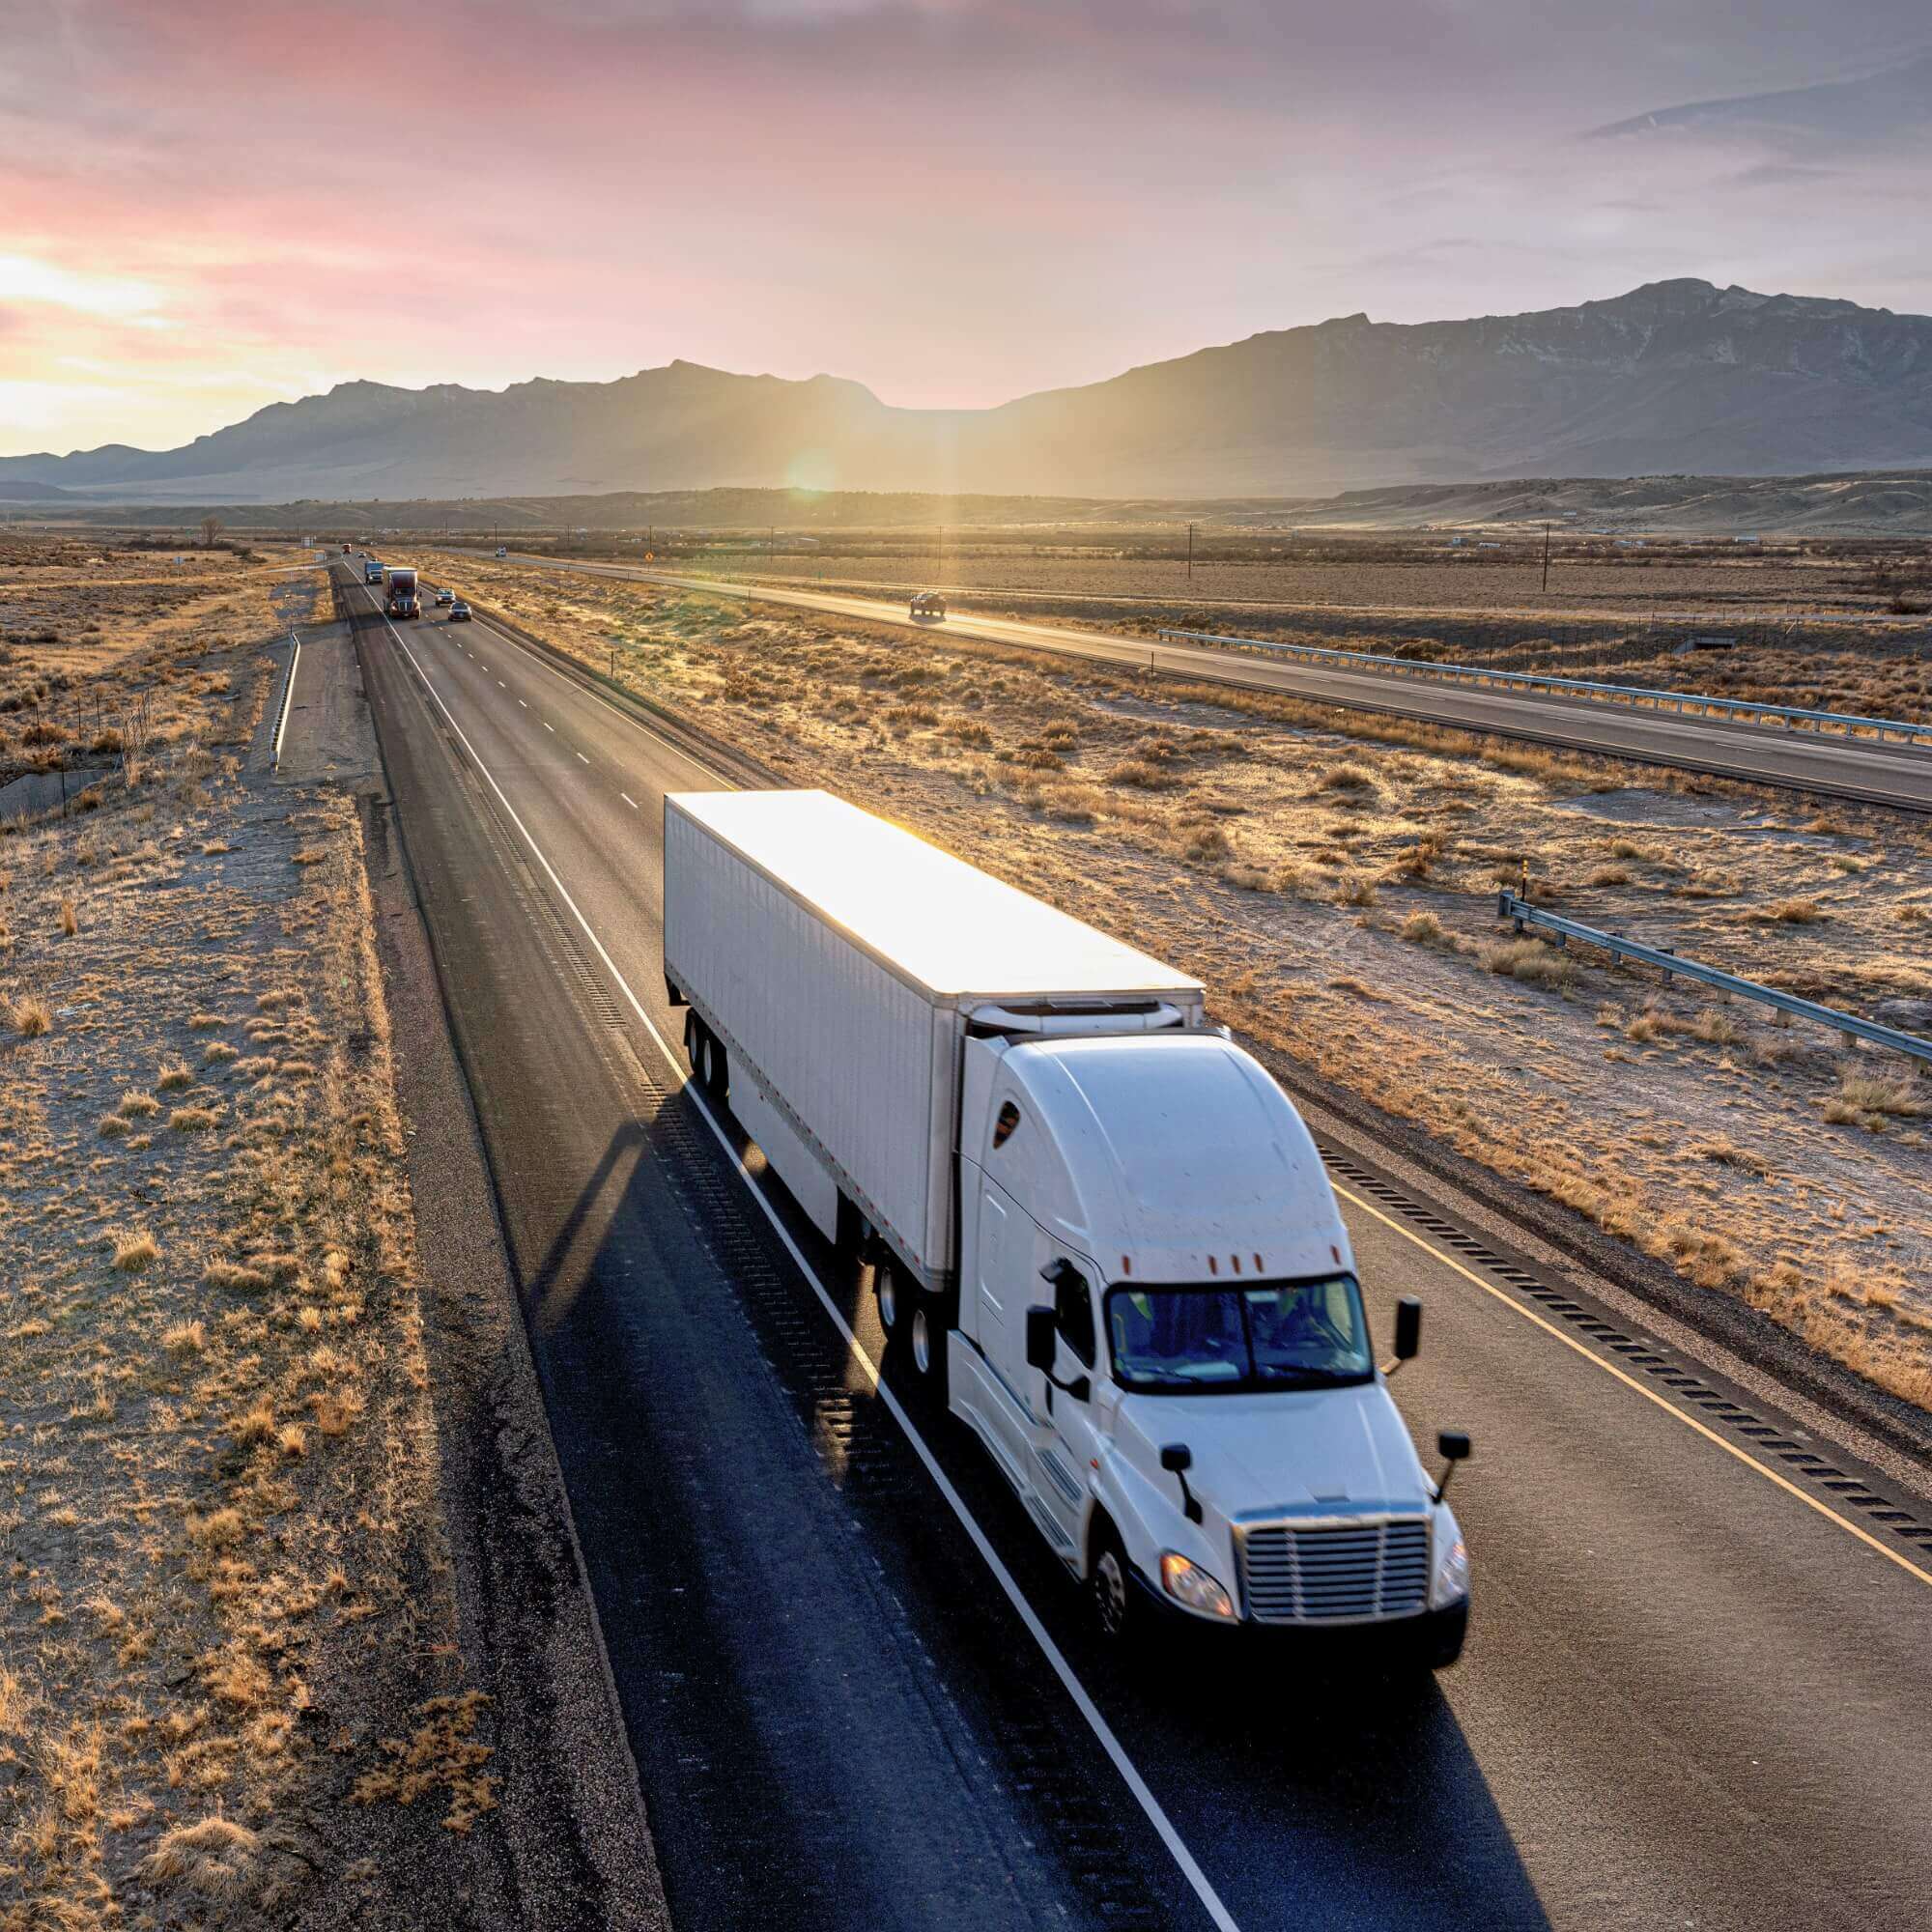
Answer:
top-left (1090, 1518), bottom-right (1139, 1643)
top-left (875, 1255), bottom-right (904, 1339)
top-left (908, 1289), bottom-right (950, 1400)
top-left (701, 1029), bottom-right (727, 1098)
top-left (683, 1013), bottom-right (727, 1098)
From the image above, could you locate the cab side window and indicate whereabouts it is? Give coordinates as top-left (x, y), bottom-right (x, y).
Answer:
top-left (1054, 1263), bottom-right (1096, 1368)
top-left (991, 1100), bottom-right (1021, 1151)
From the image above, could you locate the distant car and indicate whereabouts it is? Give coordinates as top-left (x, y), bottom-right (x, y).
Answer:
top-left (435, 587), bottom-right (454, 606)
top-left (448, 600), bottom-right (472, 621)
top-left (909, 590), bottom-right (946, 620)
top-left (495, 546), bottom-right (508, 558)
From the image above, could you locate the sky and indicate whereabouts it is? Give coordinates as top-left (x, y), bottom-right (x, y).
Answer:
top-left (4, 0), bottom-right (1931, 456)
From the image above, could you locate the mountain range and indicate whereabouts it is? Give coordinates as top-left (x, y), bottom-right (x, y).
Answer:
top-left (8, 278), bottom-right (1932, 503)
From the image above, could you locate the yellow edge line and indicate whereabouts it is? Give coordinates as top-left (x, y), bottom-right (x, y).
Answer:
top-left (1332, 1181), bottom-right (1932, 1591)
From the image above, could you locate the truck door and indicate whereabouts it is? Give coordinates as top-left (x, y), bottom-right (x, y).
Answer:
top-left (973, 1179), bottom-right (1036, 1488)
top-left (1033, 1254), bottom-right (1102, 1557)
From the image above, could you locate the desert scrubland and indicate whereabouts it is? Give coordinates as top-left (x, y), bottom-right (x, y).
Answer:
top-left (423, 549), bottom-right (1932, 1412)
top-left (0, 542), bottom-right (505, 1925)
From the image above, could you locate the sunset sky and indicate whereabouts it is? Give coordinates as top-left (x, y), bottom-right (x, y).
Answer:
top-left (6, 0), bottom-right (1931, 457)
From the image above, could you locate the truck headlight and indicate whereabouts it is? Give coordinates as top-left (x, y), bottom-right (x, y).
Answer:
top-left (1159, 1551), bottom-right (1236, 1621)
top-left (1432, 1534), bottom-right (1470, 1607)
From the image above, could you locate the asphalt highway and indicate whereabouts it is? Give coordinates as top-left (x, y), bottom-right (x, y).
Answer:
top-left (457, 550), bottom-right (1932, 812)
top-left (347, 567), bottom-right (1932, 1930)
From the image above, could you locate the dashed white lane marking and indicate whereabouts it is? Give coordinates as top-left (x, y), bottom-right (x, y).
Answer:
top-left (620, 793), bottom-right (639, 810)
top-left (543, 722), bottom-right (554, 731)
top-left (519, 699), bottom-right (527, 708)
top-left (576, 753), bottom-right (589, 764)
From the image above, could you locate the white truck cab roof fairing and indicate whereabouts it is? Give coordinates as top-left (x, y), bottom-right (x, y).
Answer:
top-left (991, 1033), bottom-right (1350, 1285)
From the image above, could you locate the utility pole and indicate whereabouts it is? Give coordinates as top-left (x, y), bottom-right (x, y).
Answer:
top-left (1541, 521), bottom-right (1551, 596)
top-left (1187, 523), bottom-right (1195, 582)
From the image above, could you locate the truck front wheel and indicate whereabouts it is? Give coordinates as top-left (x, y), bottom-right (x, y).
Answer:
top-left (1091, 1520), bottom-right (1138, 1643)
top-left (908, 1290), bottom-right (949, 1400)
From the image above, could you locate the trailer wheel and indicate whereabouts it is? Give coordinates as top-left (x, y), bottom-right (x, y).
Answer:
top-left (875, 1257), bottom-right (903, 1337)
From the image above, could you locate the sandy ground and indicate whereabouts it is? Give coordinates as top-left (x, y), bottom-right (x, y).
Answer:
top-left (0, 545), bottom-right (654, 1926)
top-left (423, 552), bottom-right (1932, 1414)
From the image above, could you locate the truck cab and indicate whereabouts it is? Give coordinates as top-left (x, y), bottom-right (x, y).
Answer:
top-left (948, 1027), bottom-right (1470, 1662)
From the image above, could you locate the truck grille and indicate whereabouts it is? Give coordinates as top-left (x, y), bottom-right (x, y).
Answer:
top-left (1237, 1519), bottom-right (1430, 1624)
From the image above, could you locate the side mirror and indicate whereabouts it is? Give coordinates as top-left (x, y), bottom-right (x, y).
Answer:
top-left (1159, 1443), bottom-right (1202, 1523)
top-left (1383, 1296), bottom-right (1422, 1376)
top-left (1025, 1306), bottom-right (1057, 1374)
top-left (1435, 1429), bottom-right (1471, 1501)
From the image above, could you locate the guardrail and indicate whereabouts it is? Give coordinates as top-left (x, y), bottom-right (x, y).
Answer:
top-left (1156, 628), bottom-right (1932, 750)
top-left (270, 633), bottom-right (302, 769)
top-left (1495, 890), bottom-right (1932, 1065)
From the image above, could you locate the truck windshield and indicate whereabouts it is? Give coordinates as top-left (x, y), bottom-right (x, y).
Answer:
top-left (1104, 1275), bottom-right (1373, 1392)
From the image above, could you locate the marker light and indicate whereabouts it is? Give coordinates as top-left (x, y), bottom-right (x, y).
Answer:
top-left (1160, 1552), bottom-right (1236, 1621)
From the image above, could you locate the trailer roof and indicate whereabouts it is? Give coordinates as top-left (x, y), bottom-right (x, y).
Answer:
top-left (670, 789), bottom-right (1202, 1001)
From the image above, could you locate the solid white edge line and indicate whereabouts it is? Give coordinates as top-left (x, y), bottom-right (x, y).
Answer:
top-left (356, 577), bottom-right (1244, 1932)
top-left (401, 567), bottom-right (1932, 1588)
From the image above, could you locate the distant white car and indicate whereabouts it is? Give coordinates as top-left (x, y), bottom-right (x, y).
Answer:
top-left (448, 600), bottom-right (472, 622)
top-left (435, 587), bottom-right (454, 606)
top-left (495, 546), bottom-right (508, 558)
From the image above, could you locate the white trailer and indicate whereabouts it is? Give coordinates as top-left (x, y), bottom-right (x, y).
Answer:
top-left (664, 789), bottom-right (1471, 1661)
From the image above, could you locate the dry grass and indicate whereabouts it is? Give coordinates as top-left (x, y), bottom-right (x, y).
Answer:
top-left (0, 540), bottom-right (495, 1915)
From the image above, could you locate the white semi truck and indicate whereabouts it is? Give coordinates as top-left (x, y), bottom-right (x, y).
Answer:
top-left (663, 789), bottom-right (1471, 1662)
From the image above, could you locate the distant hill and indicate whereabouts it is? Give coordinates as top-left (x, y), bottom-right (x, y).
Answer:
top-left (0, 477), bottom-right (73, 500)
top-left (38, 469), bottom-right (1932, 537)
top-left (10, 279), bottom-right (1932, 502)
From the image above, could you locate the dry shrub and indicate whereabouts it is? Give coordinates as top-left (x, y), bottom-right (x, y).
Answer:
top-left (98, 1112), bottom-right (130, 1140)
top-left (1648, 1214), bottom-right (1746, 1288)
top-left (10, 995), bottom-right (51, 1037)
top-left (204, 1261), bottom-right (272, 1293)
top-left (1481, 938), bottom-right (1578, 991)
top-left (1402, 910), bottom-right (1446, 947)
top-left (168, 1105), bottom-right (218, 1132)
top-left (1318, 760), bottom-right (1378, 793)
top-left (350, 1691), bottom-right (500, 1834)
top-left (109, 1230), bottom-right (158, 1273)
top-left (57, 895), bottom-right (76, 937)
top-left (185, 1509), bottom-right (245, 1549)
top-left (156, 1059), bottom-right (193, 1091)
top-left (162, 1321), bottom-right (206, 1354)
top-left (1334, 874), bottom-right (1378, 908)
top-left (1690, 1008), bottom-right (1743, 1046)
top-left (1688, 1134), bottom-right (1772, 1177)
top-left (1768, 897), bottom-right (1828, 924)
top-left (1106, 759), bottom-right (1174, 789)
top-left (139, 1813), bottom-right (261, 1901)
top-left (1823, 1070), bottom-right (1930, 1128)
top-left (118, 1090), bottom-right (159, 1118)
